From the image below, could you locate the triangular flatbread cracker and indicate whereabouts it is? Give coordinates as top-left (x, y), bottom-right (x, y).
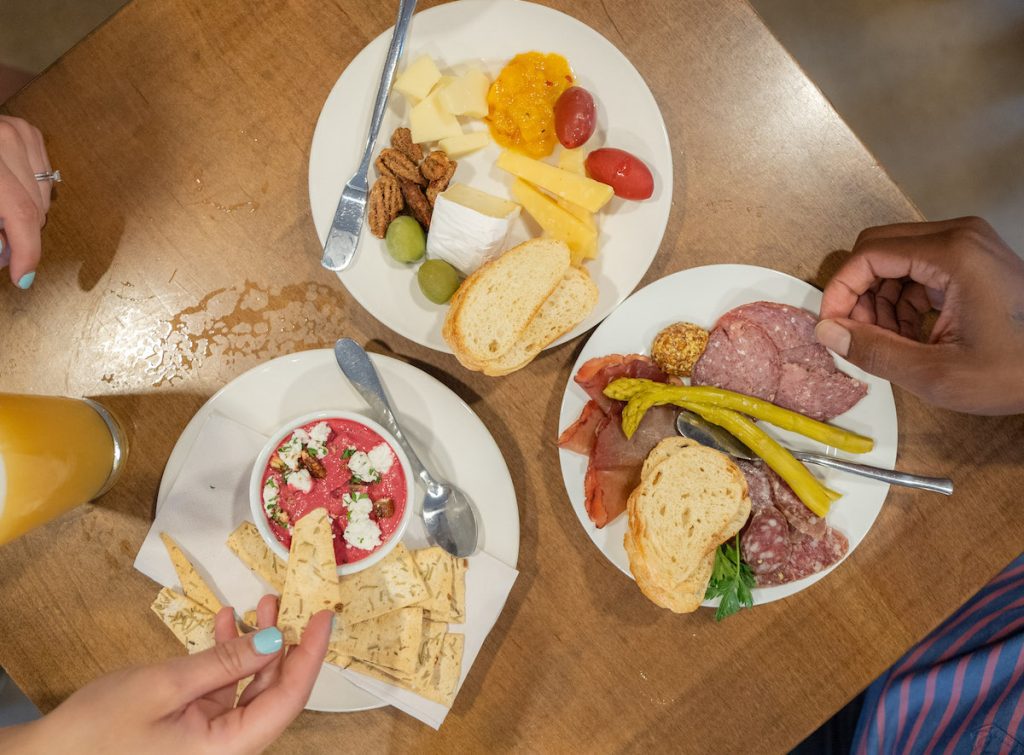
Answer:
top-left (412, 547), bottom-right (467, 623)
top-left (349, 630), bottom-right (464, 707)
top-left (160, 532), bottom-right (222, 614)
top-left (328, 607), bottom-right (424, 676)
top-left (336, 542), bottom-right (429, 625)
top-left (227, 521), bottom-right (287, 592)
top-left (278, 508), bottom-right (341, 645)
top-left (151, 587), bottom-right (216, 654)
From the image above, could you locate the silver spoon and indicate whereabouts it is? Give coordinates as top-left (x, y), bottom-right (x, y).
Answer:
top-left (333, 339), bottom-right (479, 556)
top-left (675, 409), bottom-right (954, 495)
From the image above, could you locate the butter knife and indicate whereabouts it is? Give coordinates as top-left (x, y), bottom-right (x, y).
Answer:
top-left (321, 0), bottom-right (418, 272)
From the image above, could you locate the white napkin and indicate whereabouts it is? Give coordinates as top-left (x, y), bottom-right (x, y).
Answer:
top-left (134, 412), bottom-right (519, 728)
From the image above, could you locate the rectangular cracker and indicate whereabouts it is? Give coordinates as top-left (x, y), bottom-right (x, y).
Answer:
top-left (278, 508), bottom-right (341, 645)
top-left (151, 587), bottom-right (216, 654)
top-left (226, 521), bottom-right (288, 593)
top-left (336, 542), bottom-right (428, 625)
top-left (328, 606), bottom-right (424, 676)
top-left (412, 547), bottom-right (468, 623)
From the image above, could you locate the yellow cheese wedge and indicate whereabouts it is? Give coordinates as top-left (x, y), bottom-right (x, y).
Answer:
top-left (438, 131), bottom-right (491, 158)
top-left (443, 183), bottom-right (519, 218)
top-left (410, 93), bottom-right (463, 144)
top-left (497, 151), bottom-right (613, 213)
top-left (511, 179), bottom-right (598, 265)
top-left (394, 55), bottom-right (442, 101)
top-left (439, 69), bottom-right (490, 118)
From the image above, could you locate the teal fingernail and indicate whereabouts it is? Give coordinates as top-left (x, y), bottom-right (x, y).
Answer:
top-left (252, 626), bottom-right (283, 655)
top-left (331, 614), bottom-right (337, 633)
top-left (17, 272), bottom-right (35, 290)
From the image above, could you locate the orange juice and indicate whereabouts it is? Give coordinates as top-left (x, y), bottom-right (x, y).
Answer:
top-left (0, 394), bottom-right (127, 545)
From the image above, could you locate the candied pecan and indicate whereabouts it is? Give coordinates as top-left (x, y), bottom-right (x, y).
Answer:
top-left (269, 456), bottom-right (288, 473)
top-left (376, 147), bottom-right (425, 185)
top-left (368, 175), bottom-right (403, 238)
top-left (426, 158), bottom-right (457, 205)
top-left (420, 150), bottom-right (453, 181)
top-left (390, 127), bottom-right (423, 163)
top-left (399, 179), bottom-right (432, 229)
top-left (299, 450), bottom-right (327, 479)
top-left (373, 497), bottom-right (395, 519)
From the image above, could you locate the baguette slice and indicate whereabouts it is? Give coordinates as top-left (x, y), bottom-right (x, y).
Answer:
top-left (443, 238), bottom-right (570, 364)
top-left (625, 440), bottom-right (751, 613)
top-left (479, 265), bottom-right (598, 376)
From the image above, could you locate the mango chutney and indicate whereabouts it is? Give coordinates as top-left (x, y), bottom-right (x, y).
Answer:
top-left (486, 52), bottom-right (574, 158)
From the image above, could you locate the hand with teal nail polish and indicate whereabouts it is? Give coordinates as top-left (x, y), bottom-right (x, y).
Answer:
top-left (0, 595), bottom-right (333, 754)
top-left (819, 216), bottom-right (1024, 415)
top-left (0, 116), bottom-right (53, 289)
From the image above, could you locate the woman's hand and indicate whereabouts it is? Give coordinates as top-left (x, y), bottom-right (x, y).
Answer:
top-left (3, 596), bottom-right (332, 755)
top-left (817, 217), bottom-right (1024, 415)
top-left (0, 115), bottom-right (52, 289)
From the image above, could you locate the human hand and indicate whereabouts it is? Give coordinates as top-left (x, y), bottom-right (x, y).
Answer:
top-left (5, 597), bottom-right (332, 755)
top-left (816, 217), bottom-right (1024, 415)
top-left (0, 115), bottom-right (52, 289)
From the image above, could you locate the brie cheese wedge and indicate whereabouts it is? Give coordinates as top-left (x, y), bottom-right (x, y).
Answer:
top-left (426, 185), bottom-right (521, 274)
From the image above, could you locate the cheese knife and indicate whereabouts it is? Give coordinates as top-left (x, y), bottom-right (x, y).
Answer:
top-left (321, 0), bottom-right (417, 272)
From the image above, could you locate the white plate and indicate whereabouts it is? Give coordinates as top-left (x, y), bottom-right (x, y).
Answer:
top-left (158, 350), bottom-right (519, 711)
top-left (557, 264), bottom-right (898, 607)
top-left (309, 0), bottom-right (673, 353)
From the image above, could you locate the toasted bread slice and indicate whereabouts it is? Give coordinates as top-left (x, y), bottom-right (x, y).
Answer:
top-left (442, 238), bottom-right (570, 364)
top-left (624, 441), bottom-right (751, 613)
top-left (479, 266), bottom-right (598, 376)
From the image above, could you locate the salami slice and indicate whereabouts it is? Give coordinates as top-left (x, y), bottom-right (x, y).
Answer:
top-left (691, 318), bottom-right (781, 401)
top-left (721, 301), bottom-right (818, 352)
top-left (774, 362), bottom-right (869, 421)
top-left (779, 343), bottom-right (837, 372)
top-left (741, 507), bottom-right (791, 575)
top-left (755, 526), bottom-right (849, 586)
top-left (735, 459), bottom-right (773, 511)
top-left (766, 466), bottom-right (827, 539)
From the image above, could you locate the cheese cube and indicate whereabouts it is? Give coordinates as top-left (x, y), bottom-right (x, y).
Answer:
top-left (409, 93), bottom-right (463, 143)
top-left (394, 55), bottom-right (442, 101)
top-left (438, 69), bottom-right (490, 118)
top-left (497, 151), bottom-right (613, 213)
top-left (438, 131), bottom-right (491, 158)
top-left (558, 147), bottom-right (587, 175)
top-left (511, 179), bottom-right (598, 264)
top-left (429, 75), bottom-right (457, 98)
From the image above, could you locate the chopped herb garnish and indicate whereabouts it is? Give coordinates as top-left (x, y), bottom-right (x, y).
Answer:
top-left (704, 535), bottom-right (755, 621)
top-left (342, 447), bottom-right (356, 459)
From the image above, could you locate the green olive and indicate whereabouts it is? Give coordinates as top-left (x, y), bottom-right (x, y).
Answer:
top-left (385, 216), bottom-right (426, 263)
top-left (417, 259), bottom-right (461, 304)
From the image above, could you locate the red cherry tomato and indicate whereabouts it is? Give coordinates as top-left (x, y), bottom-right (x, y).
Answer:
top-left (554, 86), bottom-right (597, 149)
top-left (585, 148), bottom-right (654, 200)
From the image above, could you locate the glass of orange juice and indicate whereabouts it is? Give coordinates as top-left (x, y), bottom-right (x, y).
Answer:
top-left (0, 393), bottom-right (128, 546)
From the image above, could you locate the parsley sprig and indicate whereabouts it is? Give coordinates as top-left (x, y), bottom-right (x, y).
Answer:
top-left (704, 535), bottom-right (755, 621)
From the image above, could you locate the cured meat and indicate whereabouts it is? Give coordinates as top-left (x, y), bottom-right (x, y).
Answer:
top-left (735, 460), bottom-right (773, 511)
top-left (583, 464), bottom-right (637, 529)
top-left (557, 400), bottom-right (603, 455)
top-left (774, 362), bottom-right (869, 422)
top-left (755, 527), bottom-right (849, 586)
top-left (766, 466), bottom-right (827, 539)
top-left (741, 507), bottom-right (791, 575)
top-left (693, 300), bottom-right (868, 420)
top-left (574, 354), bottom-right (668, 414)
top-left (691, 318), bottom-right (780, 402)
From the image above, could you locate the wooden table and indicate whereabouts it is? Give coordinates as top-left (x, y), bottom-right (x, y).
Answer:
top-left (2, 0), bottom-right (1022, 750)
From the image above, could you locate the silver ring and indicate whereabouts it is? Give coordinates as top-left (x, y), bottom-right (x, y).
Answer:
top-left (34, 170), bottom-right (61, 183)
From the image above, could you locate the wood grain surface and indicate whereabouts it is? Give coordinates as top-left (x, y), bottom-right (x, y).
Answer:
top-left (2, 0), bottom-right (1022, 751)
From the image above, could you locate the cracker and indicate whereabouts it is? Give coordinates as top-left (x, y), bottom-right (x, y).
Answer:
top-left (328, 606), bottom-right (424, 675)
top-left (160, 532), bottom-right (222, 614)
top-left (151, 587), bottom-right (216, 654)
top-left (348, 629), bottom-right (464, 707)
top-left (226, 521), bottom-right (287, 592)
top-left (412, 547), bottom-right (468, 623)
top-left (278, 508), bottom-right (341, 645)
top-left (336, 542), bottom-right (429, 625)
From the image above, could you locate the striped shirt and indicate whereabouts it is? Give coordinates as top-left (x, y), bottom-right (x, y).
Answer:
top-left (853, 554), bottom-right (1024, 754)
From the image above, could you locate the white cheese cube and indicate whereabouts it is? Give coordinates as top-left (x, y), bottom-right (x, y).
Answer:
top-left (410, 93), bottom-right (463, 143)
top-left (426, 188), bottom-right (520, 274)
top-left (393, 55), bottom-right (442, 101)
top-left (438, 69), bottom-right (490, 117)
top-left (438, 131), bottom-right (491, 158)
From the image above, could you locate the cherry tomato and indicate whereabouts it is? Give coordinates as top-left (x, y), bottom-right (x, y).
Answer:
top-left (554, 86), bottom-right (597, 149)
top-left (585, 148), bottom-right (654, 200)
